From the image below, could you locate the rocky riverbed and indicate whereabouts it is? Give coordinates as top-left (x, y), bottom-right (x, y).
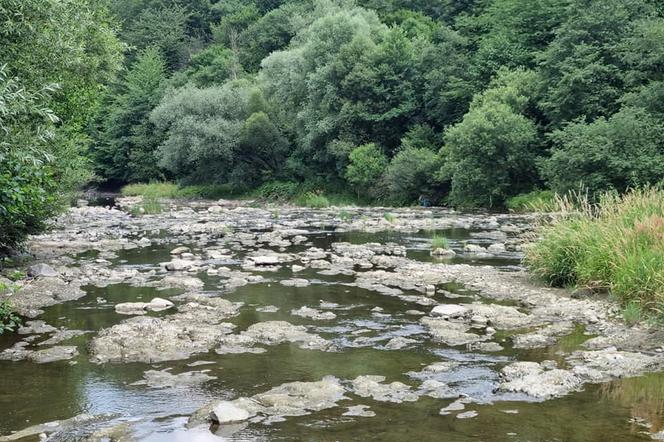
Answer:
top-left (1, 198), bottom-right (664, 441)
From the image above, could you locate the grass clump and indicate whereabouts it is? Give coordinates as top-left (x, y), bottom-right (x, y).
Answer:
top-left (526, 188), bottom-right (664, 319)
top-left (121, 182), bottom-right (179, 198)
top-left (383, 212), bottom-right (396, 223)
top-left (431, 234), bottom-right (450, 250)
top-left (129, 195), bottom-right (163, 216)
top-left (295, 191), bottom-right (330, 208)
top-left (506, 190), bottom-right (556, 212)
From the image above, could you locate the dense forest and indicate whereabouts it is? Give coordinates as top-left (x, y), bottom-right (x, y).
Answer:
top-left (2, 0), bottom-right (664, 252)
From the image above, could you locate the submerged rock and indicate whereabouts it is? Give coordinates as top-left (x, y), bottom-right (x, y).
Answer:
top-left (191, 377), bottom-right (346, 426)
top-left (135, 368), bottom-right (217, 388)
top-left (349, 375), bottom-right (418, 403)
top-left (291, 306), bottom-right (336, 320)
top-left (91, 296), bottom-right (239, 363)
top-left (216, 321), bottom-right (334, 354)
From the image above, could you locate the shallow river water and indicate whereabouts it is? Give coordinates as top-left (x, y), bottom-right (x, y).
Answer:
top-left (1, 203), bottom-right (663, 441)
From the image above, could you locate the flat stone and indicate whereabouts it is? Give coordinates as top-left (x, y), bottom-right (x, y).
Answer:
top-left (27, 263), bottom-right (59, 278)
top-left (431, 304), bottom-right (468, 318)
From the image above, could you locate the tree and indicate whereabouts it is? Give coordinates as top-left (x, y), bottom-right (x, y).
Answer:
top-left (440, 69), bottom-right (541, 207)
top-left (383, 147), bottom-right (442, 204)
top-left (0, 68), bottom-right (60, 254)
top-left (151, 80), bottom-right (286, 188)
top-left (543, 107), bottom-right (664, 195)
top-left (345, 143), bottom-right (388, 197)
top-left (124, 3), bottom-right (191, 71)
top-left (96, 48), bottom-right (168, 183)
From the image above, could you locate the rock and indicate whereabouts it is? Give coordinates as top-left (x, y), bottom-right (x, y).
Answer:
top-left (114, 298), bottom-right (174, 315)
top-left (280, 278), bottom-right (311, 287)
top-left (164, 259), bottom-right (192, 271)
top-left (38, 329), bottom-right (88, 346)
top-left (343, 405), bottom-right (375, 417)
top-left (216, 321), bottom-right (333, 354)
top-left (157, 275), bottom-right (204, 290)
top-left (137, 369), bottom-right (217, 388)
top-left (350, 375), bottom-right (418, 403)
top-left (431, 304), bottom-right (468, 318)
top-left (114, 302), bottom-right (149, 315)
top-left (499, 361), bottom-right (582, 399)
top-left (27, 263), bottom-right (59, 278)
top-left (212, 401), bottom-right (251, 424)
top-left (18, 321), bottom-right (57, 335)
top-left (256, 305), bottom-right (279, 313)
top-left (170, 246), bottom-right (190, 255)
top-left (192, 377), bottom-right (347, 427)
top-left (405, 310), bottom-right (425, 316)
top-left (11, 278), bottom-right (85, 318)
top-left (292, 265), bottom-right (305, 273)
top-left (431, 248), bottom-right (456, 257)
top-left (384, 337), bottom-right (417, 350)
top-left (291, 306), bottom-right (336, 320)
top-left (463, 244), bottom-right (486, 253)
top-left (456, 410), bottom-right (478, 419)
top-left (419, 380), bottom-right (456, 399)
top-left (439, 399), bottom-right (467, 415)
top-left (91, 296), bottom-right (239, 363)
top-left (421, 316), bottom-right (486, 346)
top-left (487, 243), bottom-right (506, 253)
top-left (29, 346), bottom-right (79, 363)
top-left (249, 255), bottom-right (280, 266)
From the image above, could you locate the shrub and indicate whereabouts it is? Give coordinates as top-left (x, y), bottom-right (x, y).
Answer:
top-left (506, 190), bottom-right (556, 212)
top-left (526, 188), bottom-right (664, 317)
top-left (0, 300), bottom-right (21, 335)
top-left (253, 181), bottom-right (300, 201)
top-left (383, 212), bottom-right (396, 223)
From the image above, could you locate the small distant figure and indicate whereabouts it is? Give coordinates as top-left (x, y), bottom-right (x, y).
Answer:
top-left (418, 195), bottom-right (431, 207)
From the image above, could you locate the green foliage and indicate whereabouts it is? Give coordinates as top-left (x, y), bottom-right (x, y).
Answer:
top-left (440, 69), bottom-right (541, 207)
top-left (253, 181), bottom-right (300, 201)
top-left (121, 183), bottom-right (180, 198)
top-left (383, 212), bottom-right (396, 223)
top-left (0, 300), bottom-right (21, 335)
top-left (295, 192), bottom-right (330, 208)
top-left (623, 301), bottom-right (643, 326)
top-left (526, 188), bottom-right (664, 315)
top-left (0, 0), bottom-right (122, 254)
top-left (151, 80), bottom-right (285, 189)
top-left (431, 234), bottom-right (449, 250)
top-left (96, 48), bottom-right (168, 183)
top-left (544, 106), bottom-right (664, 196)
top-left (383, 147), bottom-right (442, 205)
top-left (506, 190), bottom-right (556, 213)
top-left (345, 144), bottom-right (388, 197)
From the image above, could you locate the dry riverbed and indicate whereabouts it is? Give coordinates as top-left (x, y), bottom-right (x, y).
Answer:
top-left (1, 198), bottom-right (664, 441)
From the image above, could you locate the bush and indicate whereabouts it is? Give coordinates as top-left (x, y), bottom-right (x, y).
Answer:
top-left (253, 181), bottom-right (300, 201)
top-left (0, 300), bottom-right (21, 335)
top-left (383, 147), bottom-right (441, 205)
top-left (506, 190), bottom-right (556, 212)
top-left (526, 188), bottom-right (664, 317)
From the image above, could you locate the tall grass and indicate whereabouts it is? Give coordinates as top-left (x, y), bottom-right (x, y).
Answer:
top-left (506, 190), bottom-right (556, 212)
top-left (431, 234), bottom-right (450, 250)
top-left (526, 188), bottom-right (664, 316)
top-left (121, 182), bottom-right (235, 200)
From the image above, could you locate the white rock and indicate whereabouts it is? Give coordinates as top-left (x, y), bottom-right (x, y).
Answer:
top-left (431, 304), bottom-right (468, 318)
top-left (211, 401), bottom-right (250, 424)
